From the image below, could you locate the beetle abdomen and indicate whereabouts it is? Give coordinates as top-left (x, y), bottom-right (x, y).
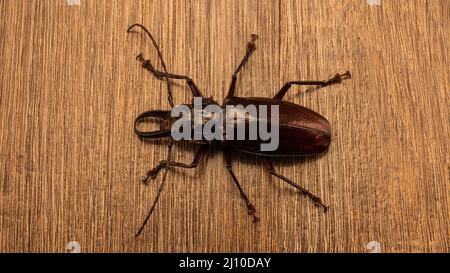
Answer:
top-left (223, 97), bottom-right (331, 156)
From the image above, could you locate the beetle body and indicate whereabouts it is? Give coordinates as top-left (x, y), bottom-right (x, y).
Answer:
top-left (128, 24), bottom-right (351, 236)
top-left (222, 96), bottom-right (331, 157)
top-left (136, 97), bottom-right (331, 157)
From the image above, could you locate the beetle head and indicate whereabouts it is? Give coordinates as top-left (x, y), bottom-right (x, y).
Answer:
top-left (134, 110), bottom-right (174, 138)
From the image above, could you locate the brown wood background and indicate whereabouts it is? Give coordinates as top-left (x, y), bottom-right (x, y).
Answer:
top-left (0, 0), bottom-right (448, 253)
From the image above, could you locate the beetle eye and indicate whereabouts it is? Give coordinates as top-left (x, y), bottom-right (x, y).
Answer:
top-left (159, 119), bottom-right (169, 130)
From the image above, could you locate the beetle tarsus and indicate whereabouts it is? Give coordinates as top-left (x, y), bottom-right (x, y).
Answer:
top-left (298, 188), bottom-right (329, 212)
top-left (136, 53), bottom-right (158, 75)
top-left (142, 161), bottom-right (168, 184)
top-left (247, 34), bottom-right (259, 53)
top-left (135, 53), bottom-right (144, 61)
top-left (247, 203), bottom-right (259, 222)
top-left (308, 194), bottom-right (329, 212)
top-left (343, 70), bottom-right (352, 78)
top-left (141, 175), bottom-right (151, 185)
top-left (326, 71), bottom-right (352, 85)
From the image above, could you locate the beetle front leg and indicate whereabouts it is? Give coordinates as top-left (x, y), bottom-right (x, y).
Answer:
top-left (136, 53), bottom-right (204, 98)
top-left (274, 71), bottom-right (351, 100)
top-left (142, 144), bottom-right (209, 184)
top-left (262, 158), bottom-right (329, 212)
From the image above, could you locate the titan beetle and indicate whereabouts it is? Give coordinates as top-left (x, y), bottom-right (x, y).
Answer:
top-left (127, 24), bottom-right (351, 236)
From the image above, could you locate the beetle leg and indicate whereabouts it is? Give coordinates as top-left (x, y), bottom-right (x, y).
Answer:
top-left (136, 53), bottom-right (204, 98)
top-left (274, 71), bottom-right (351, 100)
top-left (142, 144), bottom-right (209, 184)
top-left (226, 34), bottom-right (259, 98)
top-left (127, 24), bottom-right (175, 107)
top-left (262, 158), bottom-right (329, 212)
top-left (222, 147), bottom-right (259, 222)
top-left (135, 140), bottom-right (174, 237)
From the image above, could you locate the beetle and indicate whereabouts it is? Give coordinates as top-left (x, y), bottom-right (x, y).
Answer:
top-left (128, 24), bottom-right (351, 236)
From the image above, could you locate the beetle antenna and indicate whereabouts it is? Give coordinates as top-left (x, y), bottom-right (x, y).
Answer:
top-left (135, 140), bottom-right (174, 237)
top-left (127, 24), bottom-right (174, 107)
top-left (129, 24), bottom-right (176, 237)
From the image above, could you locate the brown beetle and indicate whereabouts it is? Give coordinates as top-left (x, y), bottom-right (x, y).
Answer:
top-left (128, 24), bottom-right (351, 236)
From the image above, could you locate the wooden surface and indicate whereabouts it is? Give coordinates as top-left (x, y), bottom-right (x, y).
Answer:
top-left (0, 0), bottom-right (448, 253)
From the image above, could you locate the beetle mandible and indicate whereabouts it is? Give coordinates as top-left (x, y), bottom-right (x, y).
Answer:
top-left (127, 24), bottom-right (351, 236)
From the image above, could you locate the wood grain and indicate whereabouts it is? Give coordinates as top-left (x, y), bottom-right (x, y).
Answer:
top-left (0, 0), bottom-right (448, 253)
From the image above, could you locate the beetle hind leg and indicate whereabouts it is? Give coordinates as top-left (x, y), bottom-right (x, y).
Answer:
top-left (263, 158), bottom-right (329, 212)
top-left (274, 71), bottom-right (351, 100)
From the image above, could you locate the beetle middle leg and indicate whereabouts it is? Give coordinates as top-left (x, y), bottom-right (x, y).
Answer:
top-left (262, 158), bottom-right (328, 212)
top-left (226, 34), bottom-right (259, 99)
top-left (142, 144), bottom-right (209, 184)
top-left (223, 146), bottom-right (259, 222)
top-left (274, 71), bottom-right (351, 100)
top-left (136, 53), bottom-right (204, 98)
